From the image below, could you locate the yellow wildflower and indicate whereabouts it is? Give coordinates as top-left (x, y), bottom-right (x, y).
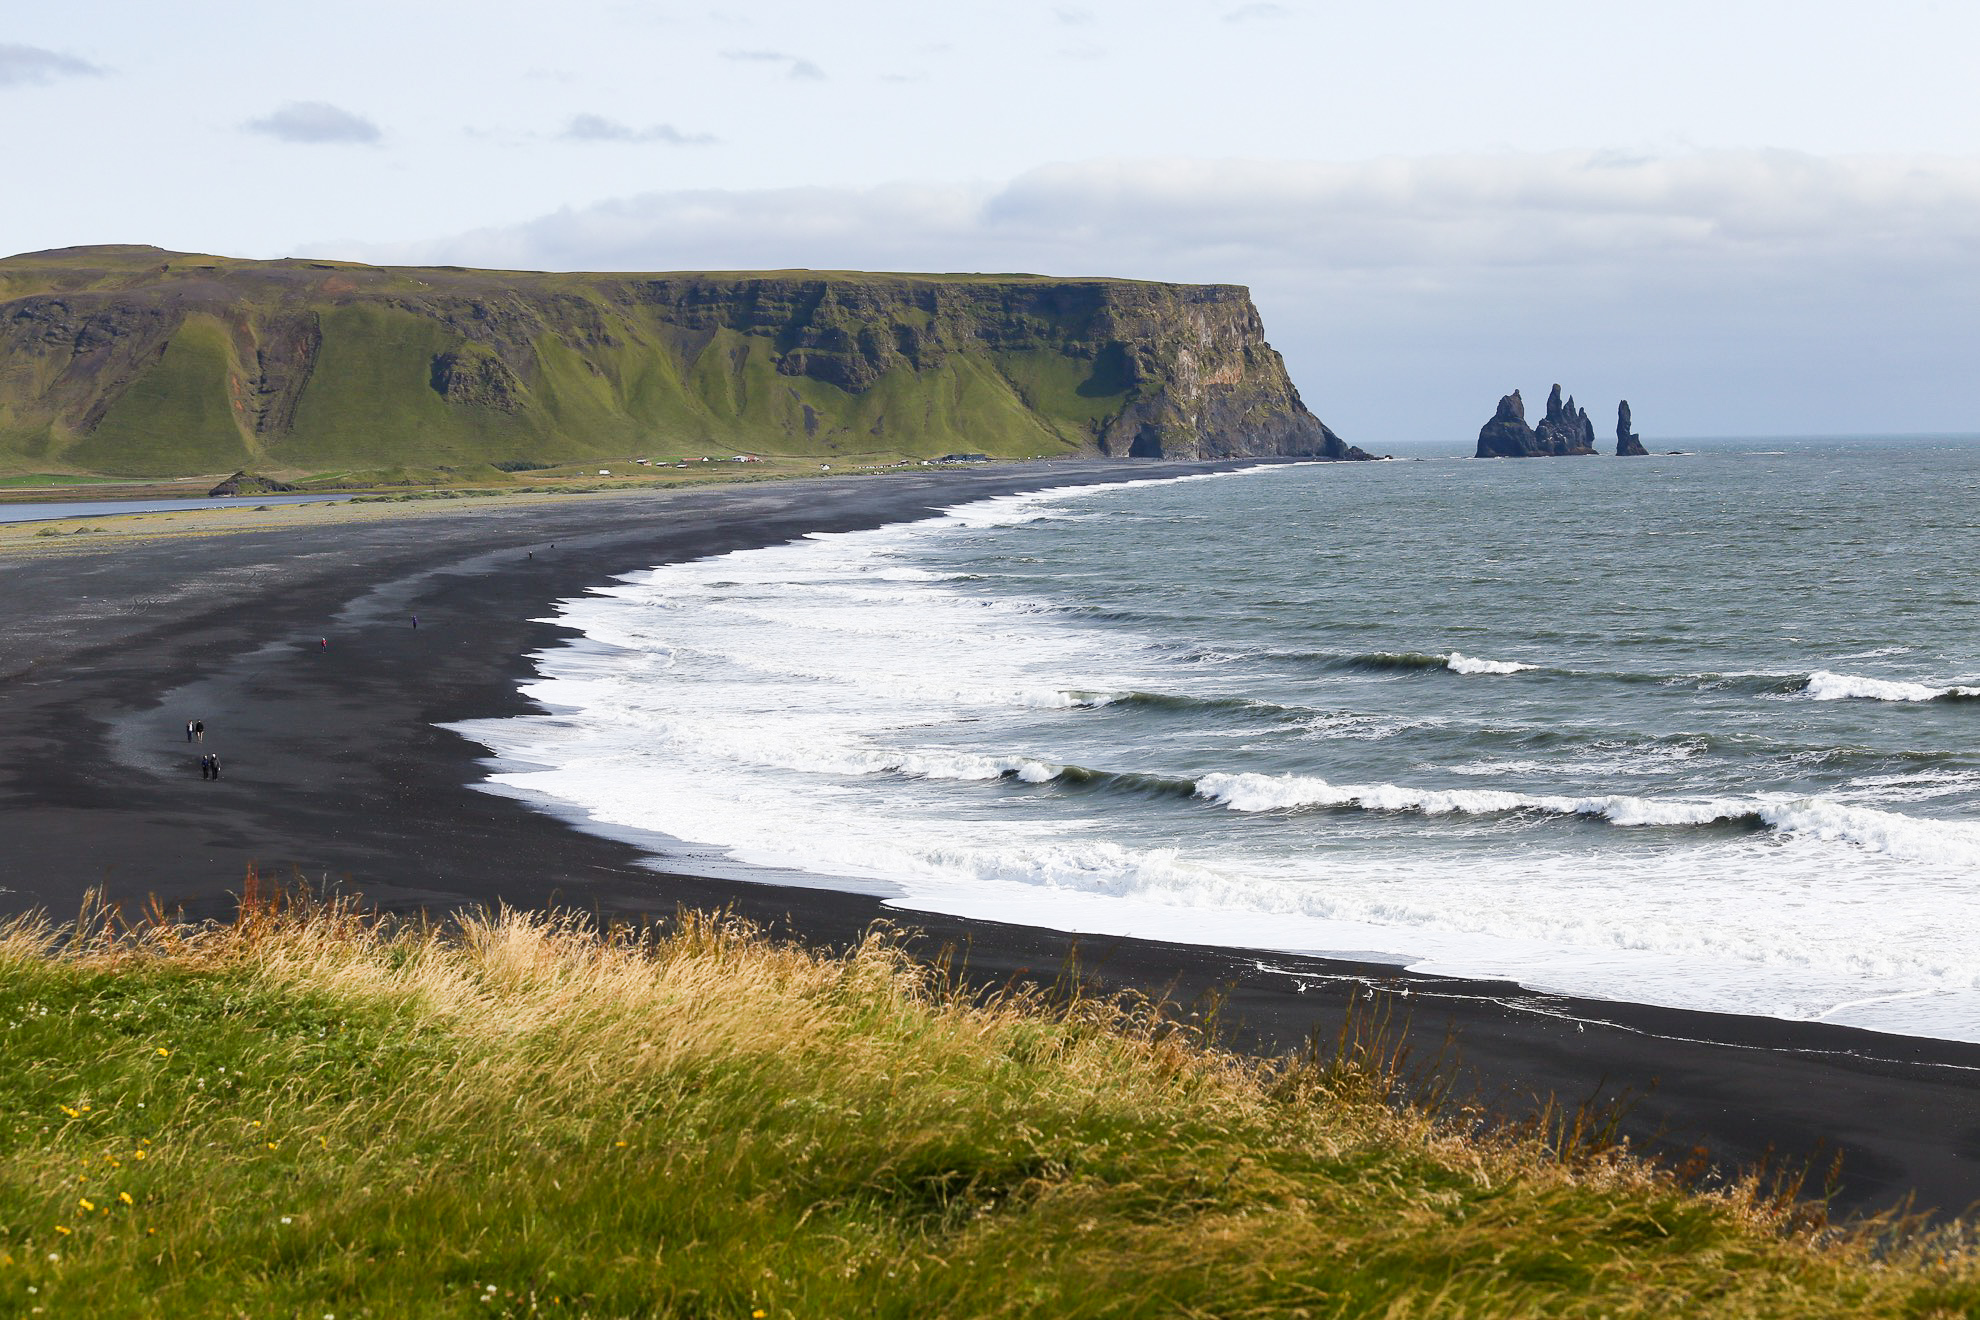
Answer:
top-left (54, 1226), bottom-right (69, 1235)
top-left (78, 1199), bottom-right (94, 1213)
top-left (155, 1047), bottom-right (170, 1057)
top-left (58, 1105), bottom-right (78, 1118)
top-left (132, 1149), bottom-right (146, 1160)
top-left (118, 1192), bottom-right (133, 1206)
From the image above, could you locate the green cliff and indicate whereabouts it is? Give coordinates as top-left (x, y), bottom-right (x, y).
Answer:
top-left (0, 245), bottom-right (1366, 479)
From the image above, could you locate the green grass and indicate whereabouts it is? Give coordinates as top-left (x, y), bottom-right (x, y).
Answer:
top-left (0, 474), bottom-right (126, 488)
top-left (64, 316), bottom-right (252, 477)
top-left (0, 889), bottom-right (1973, 1318)
top-left (276, 305), bottom-right (535, 470)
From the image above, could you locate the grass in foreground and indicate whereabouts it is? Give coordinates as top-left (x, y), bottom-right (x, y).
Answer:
top-left (0, 888), bottom-right (1974, 1318)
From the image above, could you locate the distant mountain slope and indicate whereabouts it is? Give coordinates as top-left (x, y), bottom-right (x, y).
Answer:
top-left (0, 245), bottom-right (1366, 478)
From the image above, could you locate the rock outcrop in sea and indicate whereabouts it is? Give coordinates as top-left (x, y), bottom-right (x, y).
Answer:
top-left (1616, 400), bottom-right (1647, 456)
top-left (1534, 385), bottom-right (1597, 455)
top-left (1475, 390), bottom-right (1541, 457)
top-left (0, 245), bottom-right (1369, 478)
top-left (1474, 384), bottom-right (1610, 457)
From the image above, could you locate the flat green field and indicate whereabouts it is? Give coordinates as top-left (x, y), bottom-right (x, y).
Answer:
top-left (0, 891), bottom-right (1973, 1317)
top-left (0, 474), bottom-right (126, 488)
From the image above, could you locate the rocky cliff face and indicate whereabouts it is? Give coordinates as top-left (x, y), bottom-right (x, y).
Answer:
top-left (0, 246), bottom-right (1366, 477)
top-left (1475, 383), bottom-right (1606, 458)
top-left (1616, 400), bottom-right (1647, 456)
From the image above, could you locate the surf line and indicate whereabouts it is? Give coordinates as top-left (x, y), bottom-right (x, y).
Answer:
top-left (1249, 960), bottom-right (1980, 1075)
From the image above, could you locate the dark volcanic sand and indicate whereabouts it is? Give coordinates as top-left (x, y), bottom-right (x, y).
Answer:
top-left (2, 463), bottom-right (1976, 1221)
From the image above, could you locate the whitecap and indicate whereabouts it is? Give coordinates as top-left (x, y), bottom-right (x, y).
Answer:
top-left (1445, 651), bottom-right (1538, 675)
top-left (1803, 669), bottom-right (1980, 702)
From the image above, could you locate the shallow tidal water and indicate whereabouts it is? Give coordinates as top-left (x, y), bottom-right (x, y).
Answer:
top-left (452, 438), bottom-right (1980, 1042)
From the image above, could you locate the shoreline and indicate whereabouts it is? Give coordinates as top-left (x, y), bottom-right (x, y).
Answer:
top-left (2, 461), bottom-right (1977, 1220)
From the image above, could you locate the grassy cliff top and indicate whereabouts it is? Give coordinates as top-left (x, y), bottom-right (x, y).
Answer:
top-left (0, 244), bottom-right (1231, 297)
top-left (0, 889), bottom-right (1972, 1316)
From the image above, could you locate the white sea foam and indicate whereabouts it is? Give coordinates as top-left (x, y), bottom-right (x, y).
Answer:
top-left (1803, 669), bottom-right (1980, 702)
top-left (1445, 651), bottom-right (1538, 675)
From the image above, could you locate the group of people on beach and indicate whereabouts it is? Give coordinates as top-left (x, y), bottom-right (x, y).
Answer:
top-left (185, 604), bottom-right (437, 783)
top-left (187, 719), bottom-right (219, 779)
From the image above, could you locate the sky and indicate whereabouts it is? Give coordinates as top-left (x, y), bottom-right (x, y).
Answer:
top-left (5, 0), bottom-right (1978, 442)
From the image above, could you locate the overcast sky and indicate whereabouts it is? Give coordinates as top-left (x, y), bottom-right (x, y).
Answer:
top-left (6, 0), bottom-right (1978, 442)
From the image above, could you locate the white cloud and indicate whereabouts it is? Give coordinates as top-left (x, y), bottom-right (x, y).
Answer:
top-left (1223, 3), bottom-right (1289, 21)
top-left (347, 150), bottom-right (1980, 285)
top-left (0, 42), bottom-right (102, 86)
top-left (312, 150), bottom-right (1980, 438)
top-left (720, 49), bottom-right (825, 81)
top-left (244, 101), bottom-right (382, 145)
top-left (559, 114), bottom-right (716, 145)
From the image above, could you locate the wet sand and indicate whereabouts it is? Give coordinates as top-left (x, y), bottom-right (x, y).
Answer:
top-left (2, 463), bottom-right (1976, 1221)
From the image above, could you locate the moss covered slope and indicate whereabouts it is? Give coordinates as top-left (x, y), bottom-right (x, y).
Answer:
top-left (0, 245), bottom-right (1365, 478)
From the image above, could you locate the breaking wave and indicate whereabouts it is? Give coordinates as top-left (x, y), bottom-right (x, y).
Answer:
top-left (1343, 650), bottom-right (1540, 676)
top-left (1193, 771), bottom-right (1980, 867)
top-left (1800, 670), bottom-right (1980, 703)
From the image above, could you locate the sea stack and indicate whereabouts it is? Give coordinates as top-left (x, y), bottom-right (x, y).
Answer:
top-left (1475, 390), bottom-right (1541, 457)
top-left (1533, 384), bottom-right (1598, 455)
top-left (1475, 384), bottom-right (1601, 457)
top-left (1616, 400), bottom-right (1647, 456)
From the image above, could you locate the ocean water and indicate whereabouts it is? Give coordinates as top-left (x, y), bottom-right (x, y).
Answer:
top-left (450, 439), bottom-right (1980, 1042)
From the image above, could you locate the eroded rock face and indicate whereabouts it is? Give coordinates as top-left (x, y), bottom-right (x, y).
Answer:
top-left (430, 347), bottom-right (525, 413)
top-left (1616, 400), bottom-right (1647, 456)
top-left (1476, 390), bottom-right (1541, 457)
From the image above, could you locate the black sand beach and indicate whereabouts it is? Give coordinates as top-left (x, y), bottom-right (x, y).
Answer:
top-left (2, 462), bottom-right (1976, 1221)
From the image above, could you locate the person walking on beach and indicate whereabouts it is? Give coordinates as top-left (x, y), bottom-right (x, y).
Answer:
top-left (199, 754), bottom-right (211, 780)
top-left (320, 637), bottom-right (328, 652)
top-left (411, 613), bottom-right (418, 629)
top-left (194, 719), bottom-right (204, 744)
top-left (186, 719), bottom-right (195, 743)
top-left (209, 755), bottom-right (221, 780)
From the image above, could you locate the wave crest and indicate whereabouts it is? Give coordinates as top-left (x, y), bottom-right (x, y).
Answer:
top-left (1191, 772), bottom-right (1980, 866)
top-left (1801, 670), bottom-right (1980, 703)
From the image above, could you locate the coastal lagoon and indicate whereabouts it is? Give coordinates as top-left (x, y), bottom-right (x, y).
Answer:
top-left (454, 439), bottom-right (1980, 1043)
